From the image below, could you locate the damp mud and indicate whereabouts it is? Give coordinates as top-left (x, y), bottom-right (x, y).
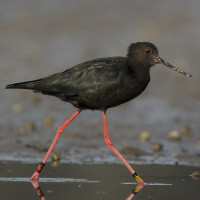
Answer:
top-left (0, 161), bottom-right (200, 200)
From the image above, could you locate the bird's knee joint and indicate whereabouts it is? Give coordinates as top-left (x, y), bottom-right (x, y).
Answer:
top-left (105, 139), bottom-right (113, 146)
top-left (57, 126), bottom-right (64, 134)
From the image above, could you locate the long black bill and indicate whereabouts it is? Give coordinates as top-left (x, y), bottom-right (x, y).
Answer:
top-left (158, 57), bottom-right (192, 77)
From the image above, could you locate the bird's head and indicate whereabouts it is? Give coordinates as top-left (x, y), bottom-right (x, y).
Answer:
top-left (127, 42), bottom-right (192, 77)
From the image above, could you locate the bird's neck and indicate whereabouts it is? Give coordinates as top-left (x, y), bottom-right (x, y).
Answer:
top-left (126, 59), bottom-right (150, 82)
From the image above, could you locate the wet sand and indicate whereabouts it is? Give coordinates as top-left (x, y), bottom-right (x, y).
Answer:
top-left (0, 161), bottom-right (199, 200)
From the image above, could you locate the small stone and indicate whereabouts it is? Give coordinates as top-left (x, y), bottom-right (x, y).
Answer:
top-left (44, 117), bottom-right (54, 127)
top-left (168, 130), bottom-right (181, 141)
top-left (192, 171), bottom-right (200, 180)
top-left (51, 161), bottom-right (61, 167)
top-left (196, 139), bottom-right (200, 145)
top-left (51, 152), bottom-right (61, 162)
top-left (152, 143), bottom-right (163, 152)
top-left (139, 131), bottom-right (150, 142)
top-left (25, 121), bottom-right (36, 131)
top-left (179, 125), bottom-right (192, 136)
top-left (18, 127), bottom-right (26, 135)
top-left (12, 103), bottom-right (22, 114)
top-left (174, 161), bottom-right (179, 166)
top-left (51, 152), bottom-right (61, 167)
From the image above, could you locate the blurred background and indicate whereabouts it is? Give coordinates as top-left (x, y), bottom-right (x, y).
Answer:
top-left (1, 0), bottom-right (200, 166)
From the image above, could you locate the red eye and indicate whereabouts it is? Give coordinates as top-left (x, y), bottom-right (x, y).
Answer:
top-left (145, 49), bottom-right (151, 54)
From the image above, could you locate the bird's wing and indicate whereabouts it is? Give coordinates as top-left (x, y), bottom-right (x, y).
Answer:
top-left (7, 57), bottom-right (127, 98)
top-left (53, 57), bottom-right (126, 96)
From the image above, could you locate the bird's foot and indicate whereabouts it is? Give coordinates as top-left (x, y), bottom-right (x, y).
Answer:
top-left (30, 171), bottom-right (40, 181)
top-left (30, 179), bottom-right (39, 188)
top-left (132, 172), bottom-right (148, 186)
top-left (30, 162), bottom-right (45, 180)
top-left (137, 179), bottom-right (148, 186)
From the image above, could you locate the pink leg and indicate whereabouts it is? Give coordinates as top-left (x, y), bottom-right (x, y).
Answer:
top-left (102, 111), bottom-right (147, 185)
top-left (30, 109), bottom-right (82, 180)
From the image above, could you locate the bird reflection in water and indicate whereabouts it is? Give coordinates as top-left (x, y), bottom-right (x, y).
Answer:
top-left (30, 180), bottom-right (45, 200)
top-left (30, 179), bottom-right (145, 200)
top-left (126, 183), bottom-right (145, 200)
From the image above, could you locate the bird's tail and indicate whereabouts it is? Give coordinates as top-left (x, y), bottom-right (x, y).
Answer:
top-left (5, 78), bottom-right (42, 90)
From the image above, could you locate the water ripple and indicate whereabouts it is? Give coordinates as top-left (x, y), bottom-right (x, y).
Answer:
top-left (0, 177), bottom-right (100, 183)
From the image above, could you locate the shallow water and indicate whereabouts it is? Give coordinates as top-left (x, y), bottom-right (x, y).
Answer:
top-left (1, 0), bottom-right (200, 167)
top-left (0, 161), bottom-right (199, 200)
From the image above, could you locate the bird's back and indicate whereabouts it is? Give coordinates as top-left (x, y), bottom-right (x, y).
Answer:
top-left (6, 56), bottom-right (150, 110)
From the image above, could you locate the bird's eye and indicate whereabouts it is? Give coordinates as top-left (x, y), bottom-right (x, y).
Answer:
top-left (145, 49), bottom-right (151, 54)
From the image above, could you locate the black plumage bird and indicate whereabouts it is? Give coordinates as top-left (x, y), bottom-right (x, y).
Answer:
top-left (6, 42), bottom-right (192, 184)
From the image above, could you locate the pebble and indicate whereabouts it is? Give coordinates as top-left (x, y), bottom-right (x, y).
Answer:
top-left (44, 117), bottom-right (54, 127)
top-left (18, 127), bottom-right (26, 135)
top-left (51, 152), bottom-right (61, 167)
top-left (196, 139), bottom-right (200, 145)
top-left (174, 161), bottom-right (179, 166)
top-left (179, 125), bottom-right (192, 136)
top-left (139, 131), bottom-right (150, 142)
top-left (12, 103), bottom-right (22, 114)
top-left (168, 130), bottom-right (181, 141)
top-left (25, 121), bottom-right (36, 131)
top-left (51, 152), bottom-right (61, 162)
top-left (192, 171), bottom-right (200, 180)
top-left (51, 161), bottom-right (61, 167)
top-left (152, 143), bottom-right (163, 152)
